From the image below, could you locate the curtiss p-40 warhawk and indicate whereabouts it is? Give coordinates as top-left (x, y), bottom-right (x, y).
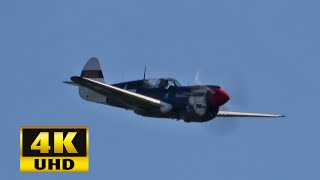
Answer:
top-left (64, 57), bottom-right (285, 123)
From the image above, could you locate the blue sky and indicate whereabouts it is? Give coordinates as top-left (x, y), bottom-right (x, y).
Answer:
top-left (1, 0), bottom-right (319, 179)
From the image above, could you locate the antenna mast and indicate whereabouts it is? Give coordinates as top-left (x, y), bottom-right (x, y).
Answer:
top-left (143, 66), bottom-right (147, 80)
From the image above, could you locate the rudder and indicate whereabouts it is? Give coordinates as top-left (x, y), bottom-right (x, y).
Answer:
top-left (79, 57), bottom-right (106, 103)
top-left (81, 57), bottom-right (106, 83)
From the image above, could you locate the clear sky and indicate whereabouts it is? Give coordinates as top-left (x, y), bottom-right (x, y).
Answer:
top-left (1, 0), bottom-right (319, 179)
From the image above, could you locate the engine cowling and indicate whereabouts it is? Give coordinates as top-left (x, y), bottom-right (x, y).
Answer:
top-left (182, 87), bottom-right (229, 123)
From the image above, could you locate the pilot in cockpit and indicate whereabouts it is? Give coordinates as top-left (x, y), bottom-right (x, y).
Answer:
top-left (155, 78), bottom-right (181, 89)
top-left (157, 79), bottom-right (169, 89)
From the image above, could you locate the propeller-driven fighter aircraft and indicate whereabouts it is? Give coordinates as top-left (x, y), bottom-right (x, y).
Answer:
top-left (64, 58), bottom-right (285, 123)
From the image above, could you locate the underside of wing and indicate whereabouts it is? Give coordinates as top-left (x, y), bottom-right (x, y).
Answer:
top-left (69, 76), bottom-right (172, 112)
top-left (217, 111), bottom-right (285, 118)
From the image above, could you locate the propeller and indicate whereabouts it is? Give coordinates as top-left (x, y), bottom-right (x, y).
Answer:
top-left (223, 71), bottom-right (248, 108)
top-left (194, 71), bottom-right (248, 136)
top-left (203, 106), bottom-right (239, 136)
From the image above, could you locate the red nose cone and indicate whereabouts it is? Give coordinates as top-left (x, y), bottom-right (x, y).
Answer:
top-left (209, 88), bottom-right (230, 107)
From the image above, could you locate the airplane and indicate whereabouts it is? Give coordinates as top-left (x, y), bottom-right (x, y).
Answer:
top-left (64, 57), bottom-right (285, 123)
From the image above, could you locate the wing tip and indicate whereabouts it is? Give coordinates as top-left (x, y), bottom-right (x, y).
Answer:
top-left (271, 114), bottom-right (285, 118)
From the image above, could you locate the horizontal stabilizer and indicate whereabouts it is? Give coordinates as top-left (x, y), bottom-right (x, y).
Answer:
top-left (63, 81), bottom-right (80, 86)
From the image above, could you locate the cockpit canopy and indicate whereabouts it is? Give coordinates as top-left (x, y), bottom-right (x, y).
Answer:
top-left (145, 78), bottom-right (181, 89)
top-left (113, 78), bottom-right (182, 90)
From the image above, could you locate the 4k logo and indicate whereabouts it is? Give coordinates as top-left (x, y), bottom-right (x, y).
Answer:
top-left (20, 126), bottom-right (89, 172)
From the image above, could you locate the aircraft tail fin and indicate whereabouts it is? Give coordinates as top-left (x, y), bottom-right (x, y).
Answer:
top-left (79, 57), bottom-right (106, 103)
top-left (81, 57), bottom-right (106, 83)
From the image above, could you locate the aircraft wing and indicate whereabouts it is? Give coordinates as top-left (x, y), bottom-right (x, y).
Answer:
top-left (67, 76), bottom-right (172, 112)
top-left (217, 111), bottom-right (285, 118)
